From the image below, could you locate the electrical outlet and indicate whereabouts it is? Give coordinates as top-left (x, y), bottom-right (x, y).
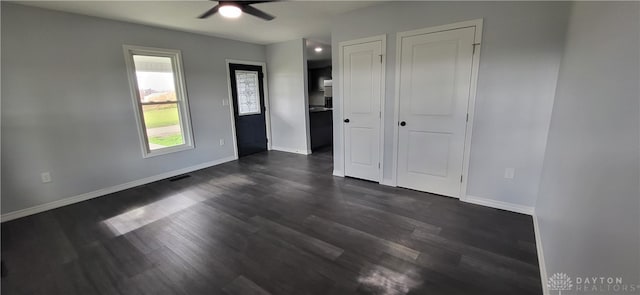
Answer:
top-left (504, 168), bottom-right (515, 179)
top-left (41, 172), bottom-right (52, 183)
top-left (219, 139), bottom-right (225, 146)
top-left (222, 99), bottom-right (228, 106)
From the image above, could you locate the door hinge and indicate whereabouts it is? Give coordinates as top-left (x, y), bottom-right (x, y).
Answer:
top-left (466, 113), bottom-right (469, 122)
top-left (378, 163), bottom-right (381, 169)
top-left (460, 175), bottom-right (463, 182)
top-left (379, 54), bottom-right (383, 63)
top-left (472, 43), bottom-right (481, 54)
top-left (379, 111), bottom-right (382, 119)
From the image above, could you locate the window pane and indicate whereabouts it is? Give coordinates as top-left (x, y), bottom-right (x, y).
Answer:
top-left (133, 55), bottom-right (177, 103)
top-left (235, 71), bottom-right (261, 115)
top-left (142, 103), bottom-right (184, 150)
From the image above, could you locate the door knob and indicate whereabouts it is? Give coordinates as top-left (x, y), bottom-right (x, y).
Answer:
top-left (344, 119), bottom-right (350, 123)
top-left (400, 121), bottom-right (406, 126)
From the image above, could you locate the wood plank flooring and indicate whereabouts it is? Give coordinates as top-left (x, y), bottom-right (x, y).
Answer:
top-left (1, 148), bottom-right (542, 294)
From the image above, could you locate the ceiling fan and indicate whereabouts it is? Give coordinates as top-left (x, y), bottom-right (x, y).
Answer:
top-left (198, 1), bottom-right (276, 21)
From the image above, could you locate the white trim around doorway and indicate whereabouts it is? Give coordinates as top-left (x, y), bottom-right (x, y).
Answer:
top-left (225, 59), bottom-right (273, 159)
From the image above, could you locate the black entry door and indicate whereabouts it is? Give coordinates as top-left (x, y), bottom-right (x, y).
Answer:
top-left (229, 63), bottom-right (268, 157)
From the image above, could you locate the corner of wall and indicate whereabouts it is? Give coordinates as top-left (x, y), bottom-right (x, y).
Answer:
top-left (533, 212), bottom-right (550, 295)
top-left (380, 178), bottom-right (395, 187)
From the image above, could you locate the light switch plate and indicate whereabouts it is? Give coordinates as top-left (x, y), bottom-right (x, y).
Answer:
top-left (41, 172), bottom-right (52, 183)
top-left (504, 168), bottom-right (515, 179)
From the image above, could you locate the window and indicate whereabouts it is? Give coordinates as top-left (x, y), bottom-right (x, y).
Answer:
top-left (123, 45), bottom-right (194, 157)
top-left (234, 70), bottom-right (261, 115)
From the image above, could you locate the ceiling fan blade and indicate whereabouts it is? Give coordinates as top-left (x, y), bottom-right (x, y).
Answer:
top-left (198, 4), bottom-right (220, 19)
top-left (242, 5), bottom-right (275, 21)
top-left (243, 1), bottom-right (274, 4)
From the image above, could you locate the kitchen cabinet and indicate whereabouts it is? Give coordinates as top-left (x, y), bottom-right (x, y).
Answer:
top-left (309, 108), bottom-right (333, 151)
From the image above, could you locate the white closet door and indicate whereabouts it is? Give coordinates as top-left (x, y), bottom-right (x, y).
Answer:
top-left (397, 27), bottom-right (475, 197)
top-left (343, 40), bottom-right (383, 182)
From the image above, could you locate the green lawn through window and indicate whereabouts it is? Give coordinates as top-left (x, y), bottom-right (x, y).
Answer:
top-left (143, 104), bottom-right (180, 129)
top-left (143, 104), bottom-right (184, 147)
top-left (149, 134), bottom-right (184, 147)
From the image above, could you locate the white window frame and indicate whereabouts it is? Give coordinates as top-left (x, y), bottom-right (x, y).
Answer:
top-left (123, 45), bottom-right (194, 158)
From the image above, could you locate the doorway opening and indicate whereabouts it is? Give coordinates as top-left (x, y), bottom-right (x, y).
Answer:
top-left (306, 40), bottom-right (334, 160)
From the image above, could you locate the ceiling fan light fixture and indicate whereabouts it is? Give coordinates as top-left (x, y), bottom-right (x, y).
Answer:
top-left (219, 4), bottom-right (242, 18)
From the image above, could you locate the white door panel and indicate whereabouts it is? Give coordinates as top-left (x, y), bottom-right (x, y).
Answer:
top-left (407, 131), bottom-right (451, 177)
top-left (350, 127), bottom-right (375, 165)
top-left (349, 53), bottom-right (374, 114)
top-left (343, 40), bottom-right (383, 182)
top-left (397, 27), bottom-right (475, 197)
top-left (409, 41), bottom-right (458, 116)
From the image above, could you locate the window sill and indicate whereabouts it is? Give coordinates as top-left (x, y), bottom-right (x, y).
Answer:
top-left (143, 144), bottom-right (194, 158)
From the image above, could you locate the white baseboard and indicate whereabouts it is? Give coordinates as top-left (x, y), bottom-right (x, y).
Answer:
top-left (332, 169), bottom-right (345, 177)
top-left (271, 146), bottom-right (311, 155)
top-left (0, 156), bottom-right (236, 223)
top-left (463, 195), bottom-right (534, 215)
top-left (380, 178), bottom-right (395, 187)
top-left (533, 213), bottom-right (549, 295)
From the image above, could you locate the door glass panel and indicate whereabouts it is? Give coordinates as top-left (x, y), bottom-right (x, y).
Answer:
top-left (235, 70), bottom-right (261, 115)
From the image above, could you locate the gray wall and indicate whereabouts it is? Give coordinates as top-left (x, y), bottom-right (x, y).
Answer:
top-left (266, 39), bottom-right (311, 154)
top-left (536, 1), bottom-right (640, 284)
top-left (1, 3), bottom-right (265, 214)
top-left (331, 1), bottom-right (570, 207)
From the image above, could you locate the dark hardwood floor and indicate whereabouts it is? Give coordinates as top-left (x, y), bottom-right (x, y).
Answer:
top-left (1, 148), bottom-right (541, 295)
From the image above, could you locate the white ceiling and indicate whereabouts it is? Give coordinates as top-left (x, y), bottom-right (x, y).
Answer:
top-left (16, 1), bottom-right (382, 45)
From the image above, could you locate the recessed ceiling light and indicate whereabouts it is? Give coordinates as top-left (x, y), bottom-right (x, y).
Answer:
top-left (314, 47), bottom-right (323, 52)
top-left (219, 4), bottom-right (242, 18)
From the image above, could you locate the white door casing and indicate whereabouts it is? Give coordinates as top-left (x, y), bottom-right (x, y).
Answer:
top-left (396, 25), bottom-right (477, 198)
top-left (342, 38), bottom-right (384, 182)
top-left (225, 59), bottom-right (272, 159)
